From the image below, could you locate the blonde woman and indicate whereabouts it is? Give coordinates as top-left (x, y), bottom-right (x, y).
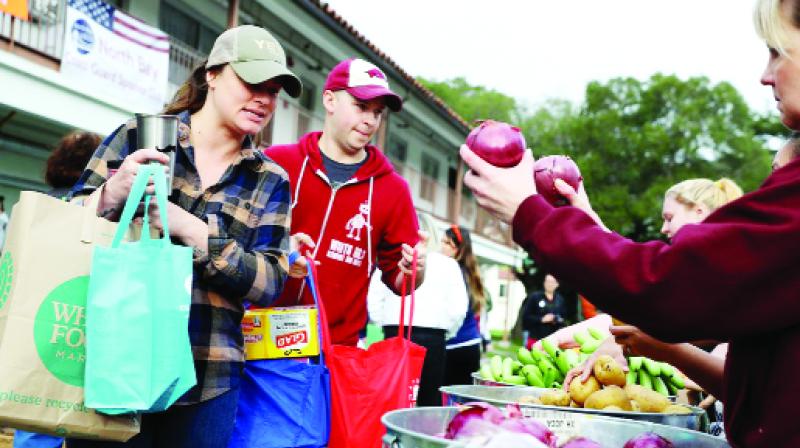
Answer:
top-left (542, 178), bottom-right (742, 388)
top-left (555, 177), bottom-right (743, 438)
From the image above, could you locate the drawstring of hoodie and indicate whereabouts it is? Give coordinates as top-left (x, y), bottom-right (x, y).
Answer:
top-left (291, 156), bottom-right (309, 209)
top-left (367, 176), bottom-right (374, 276)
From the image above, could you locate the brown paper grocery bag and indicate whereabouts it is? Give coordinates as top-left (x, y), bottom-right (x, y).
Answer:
top-left (0, 191), bottom-right (140, 441)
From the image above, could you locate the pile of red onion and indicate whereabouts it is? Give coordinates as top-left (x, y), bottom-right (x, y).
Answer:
top-left (443, 403), bottom-right (674, 447)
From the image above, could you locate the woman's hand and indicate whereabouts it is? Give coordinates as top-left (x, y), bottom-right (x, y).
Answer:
top-left (288, 233), bottom-right (317, 278)
top-left (553, 179), bottom-right (609, 231)
top-left (460, 145), bottom-right (537, 223)
top-left (562, 337), bottom-right (628, 390)
top-left (102, 149), bottom-right (170, 210)
top-left (610, 325), bottom-right (677, 361)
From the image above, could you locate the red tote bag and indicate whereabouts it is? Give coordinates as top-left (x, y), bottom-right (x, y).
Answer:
top-left (315, 253), bottom-right (426, 448)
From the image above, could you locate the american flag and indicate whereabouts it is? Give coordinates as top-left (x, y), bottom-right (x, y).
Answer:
top-left (68, 0), bottom-right (169, 53)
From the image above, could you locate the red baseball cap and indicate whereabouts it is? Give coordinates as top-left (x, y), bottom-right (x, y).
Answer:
top-left (324, 58), bottom-right (403, 111)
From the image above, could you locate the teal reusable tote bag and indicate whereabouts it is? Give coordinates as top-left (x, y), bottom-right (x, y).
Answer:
top-left (85, 163), bottom-right (196, 415)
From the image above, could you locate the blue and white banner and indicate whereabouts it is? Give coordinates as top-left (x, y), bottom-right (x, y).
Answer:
top-left (61, 0), bottom-right (170, 112)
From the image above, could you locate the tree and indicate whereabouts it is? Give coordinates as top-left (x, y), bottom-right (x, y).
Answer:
top-left (418, 77), bottom-right (520, 124)
top-left (419, 74), bottom-right (785, 306)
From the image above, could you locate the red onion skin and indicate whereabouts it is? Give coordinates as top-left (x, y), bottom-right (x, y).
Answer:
top-left (560, 437), bottom-right (602, 448)
top-left (444, 403), bottom-right (504, 439)
top-left (466, 120), bottom-right (526, 168)
top-left (534, 155), bottom-right (583, 206)
top-left (623, 432), bottom-right (675, 448)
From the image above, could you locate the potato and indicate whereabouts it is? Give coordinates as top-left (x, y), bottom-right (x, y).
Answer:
top-left (584, 385), bottom-right (632, 410)
top-left (624, 384), bottom-right (670, 413)
top-left (568, 375), bottom-right (601, 405)
top-left (662, 404), bottom-right (693, 414)
top-left (539, 388), bottom-right (571, 407)
top-left (592, 355), bottom-right (627, 387)
top-left (602, 405), bottom-right (624, 411)
top-left (570, 400), bottom-right (581, 408)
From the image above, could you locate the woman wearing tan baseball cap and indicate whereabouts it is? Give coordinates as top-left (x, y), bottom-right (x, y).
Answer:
top-left (66, 25), bottom-right (298, 448)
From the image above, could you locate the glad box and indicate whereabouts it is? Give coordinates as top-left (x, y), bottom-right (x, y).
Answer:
top-left (243, 306), bottom-right (320, 359)
top-left (242, 310), bottom-right (268, 360)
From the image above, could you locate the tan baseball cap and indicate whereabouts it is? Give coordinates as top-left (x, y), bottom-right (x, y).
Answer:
top-left (206, 25), bottom-right (302, 98)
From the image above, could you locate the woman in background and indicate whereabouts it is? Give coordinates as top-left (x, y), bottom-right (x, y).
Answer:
top-left (442, 225), bottom-right (486, 386)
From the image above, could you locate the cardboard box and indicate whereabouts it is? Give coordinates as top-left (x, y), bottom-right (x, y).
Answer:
top-left (243, 306), bottom-right (320, 360)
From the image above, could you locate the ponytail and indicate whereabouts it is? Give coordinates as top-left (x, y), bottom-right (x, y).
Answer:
top-left (163, 60), bottom-right (223, 115)
top-left (666, 177), bottom-right (743, 212)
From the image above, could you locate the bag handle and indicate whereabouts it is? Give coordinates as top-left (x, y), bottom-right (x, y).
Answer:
top-left (80, 190), bottom-right (104, 244)
top-left (397, 250), bottom-right (418, 341)
top-left (290, 251), bottom-right (331, 363)
top-left (112, 163), bottom-right (170, 248)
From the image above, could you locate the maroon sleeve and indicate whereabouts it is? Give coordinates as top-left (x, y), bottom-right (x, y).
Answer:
top-left (512, 165), bottom-right (800, 342)
top-left (377, 177), bottom-right (420, 294)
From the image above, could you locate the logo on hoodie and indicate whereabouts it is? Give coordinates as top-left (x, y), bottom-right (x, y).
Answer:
top-left (345, 201), bottom-right (372, 242)
top-left (326, 202), bottom-right (370, 268)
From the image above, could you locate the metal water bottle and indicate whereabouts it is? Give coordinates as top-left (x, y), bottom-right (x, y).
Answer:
top-left (135, 113), bottom-right (179, 190)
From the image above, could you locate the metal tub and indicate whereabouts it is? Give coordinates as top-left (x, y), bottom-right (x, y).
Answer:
top-left (441, 385), bottom-right (708, 432)
top-left (470, 371), bottom-right (522, 387)
top-left (382, 407), bottom-right (729, 448)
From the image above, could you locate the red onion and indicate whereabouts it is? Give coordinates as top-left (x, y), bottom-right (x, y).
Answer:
top-left (444, 403), bottom-right (503, 439)
top-left (623, 432), bottom-right (674, 448)
top-left (533, 155), bottom-right (583, 206)
top-left (465, 120), bottom-right (526, 167)
top-left (560, 437), bottom-right (602, 448)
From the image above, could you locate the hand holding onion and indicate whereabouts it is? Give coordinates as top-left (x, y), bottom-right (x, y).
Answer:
top-left (461, 120), bottom-right (588, 226)
top-left (461, 143), bottom-right (536, 224)
top-left (463, 120), bottom-right (583, 208)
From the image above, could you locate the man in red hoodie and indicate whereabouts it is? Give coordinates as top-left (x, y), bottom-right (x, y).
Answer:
top-left (266, 58), bottom-right (425, 346)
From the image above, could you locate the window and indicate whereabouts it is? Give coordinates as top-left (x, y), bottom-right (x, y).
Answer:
top-left (256, 119), bottom-right (275, 149)
top-left (421, 154), bottom-right (440, 179)
top-left (420, 154), bottom-right (440, 202)
top-left (160, 2), bottom-right (217, 53)
top-left (296, 79), bottom-right (316, 139)
top-left (386, 138), bottom-right (407, 166)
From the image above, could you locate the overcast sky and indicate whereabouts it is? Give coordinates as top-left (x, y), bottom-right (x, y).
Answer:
top-left (325, 0), bottom-right (776, 115)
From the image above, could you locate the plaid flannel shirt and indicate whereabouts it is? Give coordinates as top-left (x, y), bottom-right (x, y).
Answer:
top-left (72, 111), bottom-right (291, 403)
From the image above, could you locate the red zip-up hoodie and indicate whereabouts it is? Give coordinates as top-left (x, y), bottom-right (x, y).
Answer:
top-left (512, 158), bottom-right (800, 447)
top-left (265, 132), bottom-right (419, 346)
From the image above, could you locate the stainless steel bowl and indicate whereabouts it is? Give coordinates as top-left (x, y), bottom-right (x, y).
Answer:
top-left (470, 371), bottom-right (521, 387)
top-left (382, 406), bottom-right (729, 448)
top-left (441, 384), bottom-right (709, 432)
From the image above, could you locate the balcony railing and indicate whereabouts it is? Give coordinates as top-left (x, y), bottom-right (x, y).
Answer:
top-left (0, 1), bottom-right (66, 61)
top-left (168, 37), bottom-right (205, 89)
